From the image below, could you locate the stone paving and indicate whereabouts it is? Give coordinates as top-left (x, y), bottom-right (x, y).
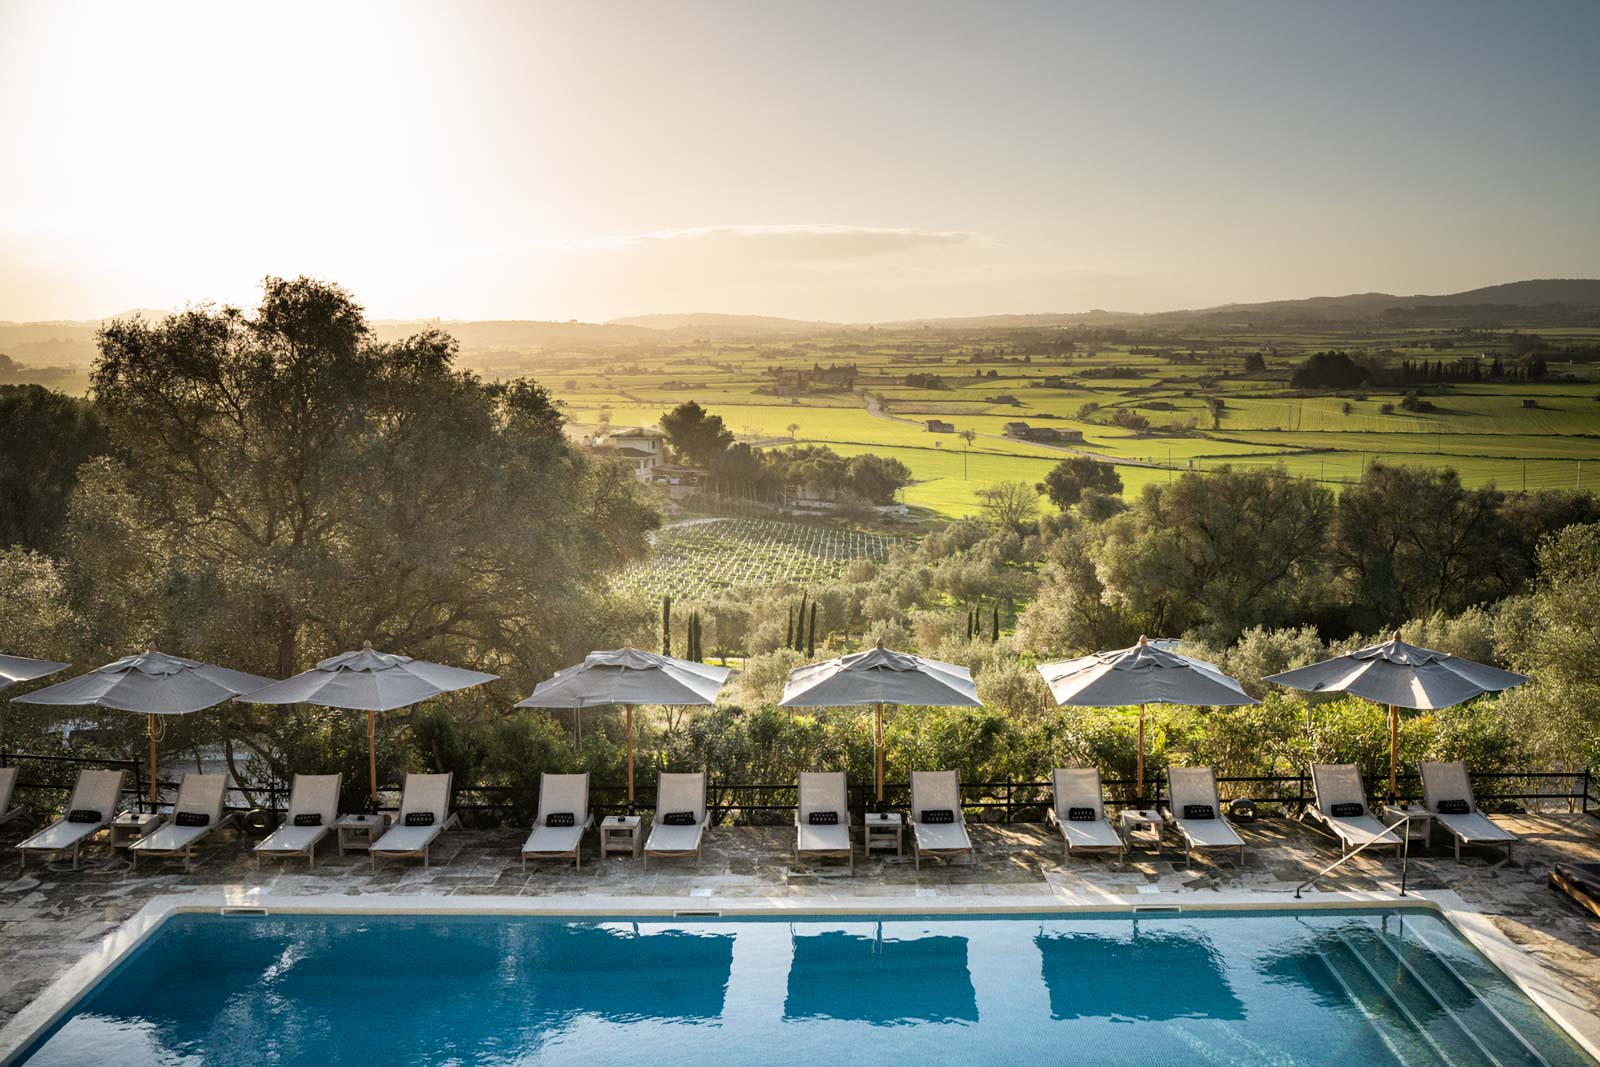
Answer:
top-left (2, 810), bottom-right (1599, 1035)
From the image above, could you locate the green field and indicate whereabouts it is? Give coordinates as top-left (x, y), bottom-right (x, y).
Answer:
top-left (547, 327), bottom-right (1600, 517)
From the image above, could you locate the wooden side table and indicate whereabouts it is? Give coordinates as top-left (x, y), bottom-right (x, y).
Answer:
top-left (110, 811), bottom-right (162, 850)
top-left (1381, 804), bottom-right (1432, 846)
top-left (1119, 808), bottom-right (1166, 850)
top-left (863, 812), bottom-right (903, 856)
top-left (336, 812), bottom-right (391, 856)
top-left (600, 814), bottom-right (642, 859)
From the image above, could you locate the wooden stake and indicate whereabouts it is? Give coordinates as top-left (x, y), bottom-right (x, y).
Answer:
top-left (148, 712), bottom-right (158, 805)
top-left (875, 703), bottom-right (885, 803)
top-left (368, 710), bottom-right (378, 803)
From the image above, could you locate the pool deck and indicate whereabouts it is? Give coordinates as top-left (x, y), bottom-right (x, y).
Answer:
top-left (2, 810), bottom-right (1598, 1037)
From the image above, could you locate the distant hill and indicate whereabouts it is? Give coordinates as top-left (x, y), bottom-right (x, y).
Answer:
top-left (608, 312), bottom-right (842, 336)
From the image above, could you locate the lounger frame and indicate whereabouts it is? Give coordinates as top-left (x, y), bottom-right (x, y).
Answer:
top-left (794, 771), bottom-right (853, 871)
top-left (255, 773), bottom-right (342, 870)
top-left (1421, 760), bottom-right (1517, 863)
top-left (131, 773), bottom-right (235, 872)
top-left (644, 771), bottom-right (707, 869)
top-left (370, 772), bottom-right (459, 869)
top-left (909, 770), bottom-right (975, 869)
top-left (1162, 766), bottom-right (1246, 866)
top-left (1306, 763), bottom-right (1401, 857)
top-left (521, 771), bottom-right (593, 870)
top-left (1046, 767), bottom-right (1126, 861)
top-left (16, 769), bottom-right (126, 871)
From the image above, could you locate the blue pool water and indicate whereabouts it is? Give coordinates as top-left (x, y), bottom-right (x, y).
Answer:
top-left (14, 909), bottom-right (1597, 1066)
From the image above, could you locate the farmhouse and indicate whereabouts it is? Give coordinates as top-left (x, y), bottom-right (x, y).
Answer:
top-left (1004, 421), bottom-right (1084, 444)
top-left (1003, 421), bottom-right (1032, 438)
top-left (924, 419), bottom-right (955, 433)
top-left (592, 426), bottom-right (667, 481)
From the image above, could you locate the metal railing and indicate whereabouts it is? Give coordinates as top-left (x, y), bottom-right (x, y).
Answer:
top-left (1295, 812), bottom-right (1413, 899)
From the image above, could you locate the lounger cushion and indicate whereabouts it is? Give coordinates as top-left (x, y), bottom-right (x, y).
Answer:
top-left (646, 822), bottom-right (704, 853)
top-left (1182, 804), bottom-right (1215, 820)
top-left (662, 810), bottom-right (696, 826)
top-left (1436, 799), bottom-right (1470, 815)
top-left (1330, 802), bottom-right (1364, 818)
top-left (256, 825), bottom-right (326, 854)
top-left (914, 821), bottom-right (971, 852)
top-left (545, 812), bottom-right (576, 827)
top-left (404, 811), bottom-right (435, 827)
top-left (293, 813), bottom-right (323, 827)
top-left (921, 808), bottom-right (955, 824)
top-left (796, 822), bottom-right (850, 853)
top-left (808, 810), bottom-right (839, 825)
top-left (1437, 811), bottom-right (1516, 844)
top-left (1066, 807), bottom-right (1096, 822)
top-left (67, 809), bottom-right (101, 823)
top-left (175, 811), bottom-right (210, 827)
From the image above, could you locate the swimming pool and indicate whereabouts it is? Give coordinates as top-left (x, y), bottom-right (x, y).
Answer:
top-left (12, 908), bottom-right (1596, 1066)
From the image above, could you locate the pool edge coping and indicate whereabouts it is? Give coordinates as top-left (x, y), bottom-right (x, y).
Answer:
top-left (3, 887), bottom-right (1596, 1064)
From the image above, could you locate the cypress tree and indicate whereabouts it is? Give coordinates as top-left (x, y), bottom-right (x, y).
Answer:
top-left (662, 595), bottom-right (672, 656)
top-left (991, 604), bottom-right (1000, 642)
top-left (786, 607), bottom-right (794, 650)
top-left (966, 607), bottom-right (974, 640)
top-left (795, 592), bottom-right (809, 651)
top-left (807, 601), bottom-right (818, 657)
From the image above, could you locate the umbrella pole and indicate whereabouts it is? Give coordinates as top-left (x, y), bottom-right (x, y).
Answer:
top-left (1388, 703), bottom-right (1399, 801)
top-left (875, 703), bottom-right (885, 806)
top-left (626, 705), bottom-right (635, 808)
top-left (1137, 704), bottom-right (1146, 806)
top-left (148, 713), bottom-right (158, 806)
top-left (367, 710), bottom-right (378, 803)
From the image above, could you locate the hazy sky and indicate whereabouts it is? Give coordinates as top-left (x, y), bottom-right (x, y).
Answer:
top-left (3, 0), bottom-right (1597, 323)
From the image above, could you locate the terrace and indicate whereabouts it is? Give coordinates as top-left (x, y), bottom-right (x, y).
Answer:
top-left (3, 792), bottom-right (1599, 1038)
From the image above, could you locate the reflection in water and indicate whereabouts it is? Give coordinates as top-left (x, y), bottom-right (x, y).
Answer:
top-left (29, 916), bottom-right (735, 1067)
top-left (784, 925), bottom-right (978, 1025)
top-left (1035, 923), bottom-right (1245, 1021)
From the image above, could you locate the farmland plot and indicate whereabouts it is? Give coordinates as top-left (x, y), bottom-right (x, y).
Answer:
top-left (615, 519), bottom-right (907, 598)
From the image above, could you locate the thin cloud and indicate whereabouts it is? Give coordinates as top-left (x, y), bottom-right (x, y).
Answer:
top-left (551, 223), bottom-right (981, 261)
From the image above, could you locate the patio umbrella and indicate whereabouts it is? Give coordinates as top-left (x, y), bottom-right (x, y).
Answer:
top-left (778, 641), bottom-right (981, 807)
top-left (1037, 636), bottom-right (1257, 804)
top-left (239, 641), bottom-right (497, 802)
top-left (515, 645), bottom-right (730, 810)
top-left (0, 653), bottom-right (69, 693)
top-left (10, 648), bottom-right (273, 804)
top-left (1265, 631), bottom-right (1529, 799)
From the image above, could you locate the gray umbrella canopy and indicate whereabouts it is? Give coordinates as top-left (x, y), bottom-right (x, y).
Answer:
top-left (1265, 632), bottom-right (1529, 797)
top-left (1038, 642), bottom-right (1258, 709)
top-left (12, 649), bottom-right (275, 804)
top-left (239, 642), bottom-right (497, 801)
top-left (778, 645), bottom-right (980, 709)
top-left (0, 653), bottom-right (69, 693)
top-left (779, 643), bottom-right (980, 804)
top-left (516, 647), bottom-right (731, 806)
top-left (1263, 634), bottom-right (1528, 710)
top-left (516, 647), bottom-right (729, 709)
top-left (1037, 637), bottom-right (1257, 803)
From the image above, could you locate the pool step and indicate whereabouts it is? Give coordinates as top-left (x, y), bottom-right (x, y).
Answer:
top-left (1319, 936), bottom-right (1456, 1067)
top-left (1371, 924), bottom-right (1554, 1067)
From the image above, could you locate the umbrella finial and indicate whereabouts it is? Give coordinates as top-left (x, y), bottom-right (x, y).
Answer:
top-left (144, 643), bottom-right (157, 654)
top-left (1137, 634), bottom-right (1148, 646)
top-left (362, 639), bottom-right (374, 651)
top-left (1391, 629), bottom-right (1401, 643)
top-left (623, 638), bottom-right (633, 650)
top-left (875, 637), bottom-right (885, 649)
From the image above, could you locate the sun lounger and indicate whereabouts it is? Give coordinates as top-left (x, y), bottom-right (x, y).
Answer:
top-left (1047, 767), bottom-right (1126, 860)
top-left (910, 770), bottom-right (974, 869)
top-left (1420, 760), bottom-right (1517, 862)
top-left (521, 772), bottom-right (593, 869)
top-left (644, 771), bottom-right (707, 868)
top-left (1551, 863), bottom-right (1600, 921)
top-left (1163, 766), bottom-right (1245, 865)
top-left (370, 772), bottom-right (458, 868)
top-left (794, 771), bottom-right (852, 871)
top-left (16, 769), bottom-right (125, 870)
top-left (131, 773), bottom-right (233, 871)
top-left (255, 774), bottom-right (342, 869)
top-left (0, 766), bottom-right (22, 828)
top-left (1307, 763), bottom-right (1401, 856)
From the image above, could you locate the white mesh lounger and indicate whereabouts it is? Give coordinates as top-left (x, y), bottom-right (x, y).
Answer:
top-left (794, 771), bottom-right (852, 871)
top-left (131, 773), bottom-right (233, 871)
top-left (0, 766), bottom-right (22, 828)
top-left (17, 769), bottom-right (125, 870)
top-left (521, 772), bottom-right (593, 869)
top-left (910, 770), bottom-right (974, 869)
top-left (1163, 766), bottom-right (1245, 866)
top-left (644, 771), bottom-right (707, 868)
top-left (370, 773), bottom-right (459, 868)
top-left (1421, 760), bottom-right (1517, 862)
top-left (1308, 764), bottom-right (1401, 856)
top-left (255, 774), bottom-right (342, 869)
top-left (1047, 768), bottom-right (1126, 861)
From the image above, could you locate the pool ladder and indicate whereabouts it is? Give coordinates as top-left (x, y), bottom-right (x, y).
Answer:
top-left (1295, 811), bottom-right (1411, 899)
